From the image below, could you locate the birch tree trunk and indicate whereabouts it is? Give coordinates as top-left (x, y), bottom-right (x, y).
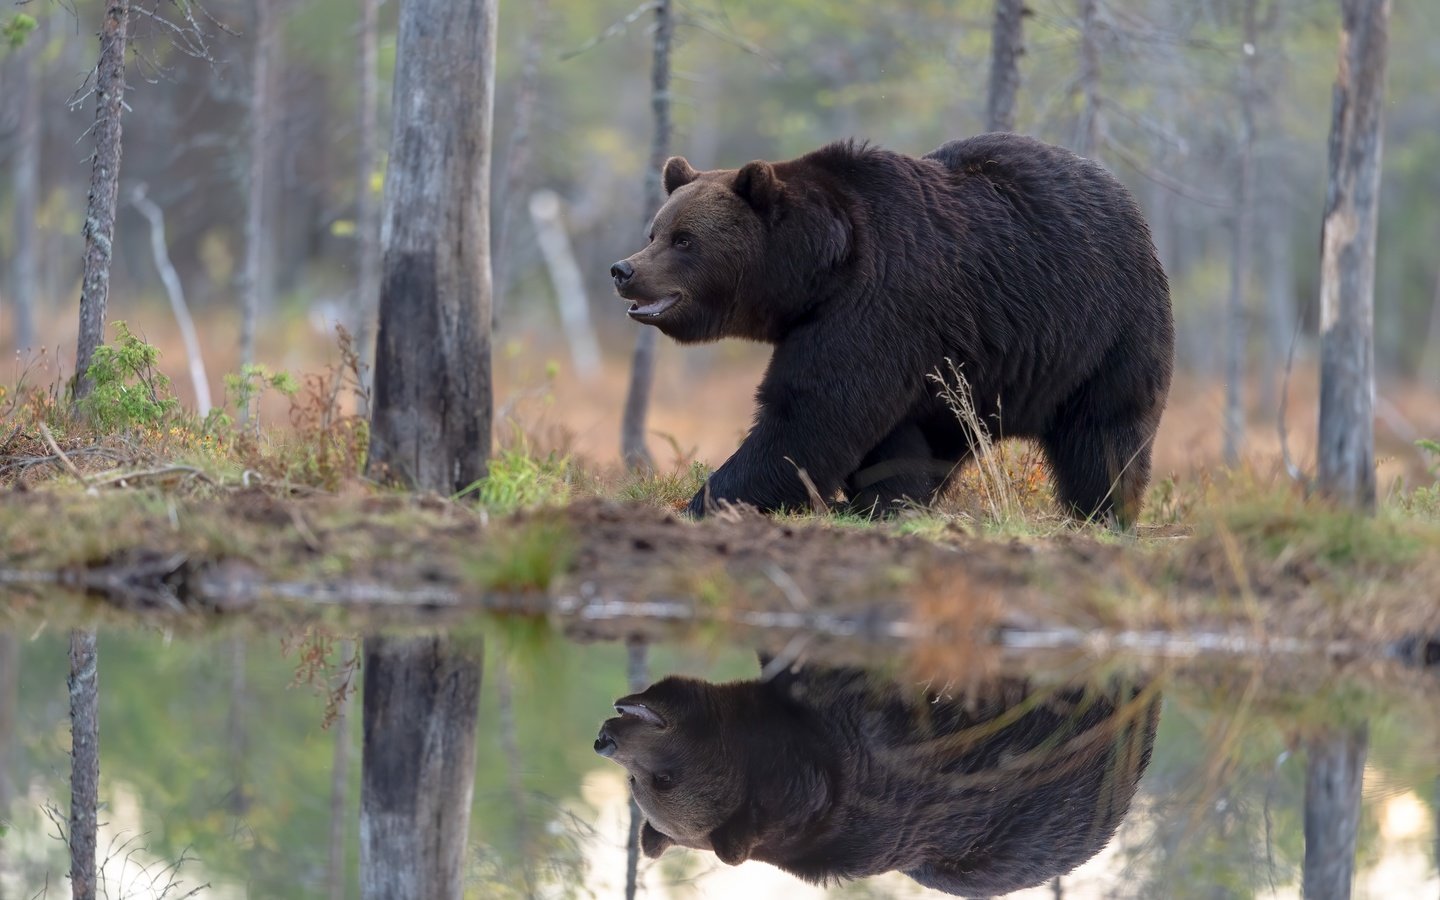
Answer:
top-left (0, 633), bottom-right (16, 816)
top-left (353, 0), bottom-right (382, 404)
top-left (1073, 0), bottom-right (1101, 160)
top-left (360, 637), bottom-right (482, 900)
top-left (11, 31), bottom-right (41, 354)
top-left (1303, 725), bottom-right (1368, 900)
top-left (620, 0), bottom-right (674, 472)
top-left (529, 190), bottom-right (601, 377)
top-left (361, 1), bottom-right (496, 896)
top-left (75, 1), bottom-right (130, 400)
top-left (986, 0), bottom-right (1025, 134)
top-left (240, 0), bottom-right (276, 373)
top-left (1224, 0), bottom-right (1260, 466)
top-left (1317, 0), bottom-right (1390, 511)
top-left (1418, 267), bottom-right (1440, 385)
top-left (131, 187), bottom-right (213, 415)
top-left (68, 631), bottom-right (99, 900)
top-left (493, 0), bottom-right (549, 327)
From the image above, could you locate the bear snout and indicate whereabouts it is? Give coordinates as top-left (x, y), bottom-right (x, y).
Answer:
top-left (611, 259), bottom-right (635, 288)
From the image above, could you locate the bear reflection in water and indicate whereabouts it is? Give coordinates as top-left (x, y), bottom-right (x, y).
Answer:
top-left (594, 661), bottom-right (1158, 896)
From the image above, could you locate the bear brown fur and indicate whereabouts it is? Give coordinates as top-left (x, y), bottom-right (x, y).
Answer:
top-left (610, 133), bottom-right (1174, 525)
top-left (594, 664), bottom-right (1159, 895)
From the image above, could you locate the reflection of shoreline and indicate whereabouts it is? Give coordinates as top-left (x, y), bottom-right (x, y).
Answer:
top-left (571, 766), bottom-right (1438, 899)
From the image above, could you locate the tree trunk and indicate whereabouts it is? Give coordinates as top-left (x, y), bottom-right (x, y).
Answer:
top-left (1418, 267), bottom-right (1440, 385)
top-left (131, 187), bottom-right (213, 416)
top-left (1303, 725), bottom-right (1367, 900)
top-left (327, 640), bottom-right (356, 900)
top-left (360, 636), bottom-right (482, 900)
top-left (623, 636), bottom-right (649, 900)
top-left (620, 0), bottom-right (675, 472)
top-left (492, 0), bottom-right (549, 327)
top-left (361, 2), bottom-right (495, 897)
top-left (1260, 186), bottom-right (1296, 415)
top-left (227, 637), bottom-right (249, 815)
top-left (353, 0), bottom-right (382, 407)
top-left (986, 0), bottom-right (1025, 134)
top-left (75, 1), bottom-right (130, 400)
top-left (1317, 0), bottom-right (1389, 512)
top-left (1224, 0), bottom-right (1260, 466)
top-left (11, 30), bottom-right (41, 354)
top-left (529, 191), bottom-right (601, 377)
top-left (1073, 0), bottom-right (1101, 159)
top-left (68, 630), bottom-right (99, 900)
top-left (365, 0), bottom-right (497, 494)
top-left (241, 0), bottom-right (276, 373)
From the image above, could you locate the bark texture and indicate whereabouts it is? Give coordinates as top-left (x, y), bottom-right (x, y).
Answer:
top-left (1303, 725), bottom-right (1368, 900)
top-left (986, 0), bottom-right (1026, 134)
top-left (68, 630), bottom-right (99, 900)
top-left (75, 1), bottom-right (130, 399)
top-left (620, 0), bottom-right (674, 471)
top-left (1317, 0), bottom-right (1390, 511)
top-left (360, 636), bottom-right (482, 900)
top-left (365, 0), bottom-right (498, 494)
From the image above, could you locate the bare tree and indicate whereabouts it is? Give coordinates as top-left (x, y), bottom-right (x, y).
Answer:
top-left (492, 0), bottom-right (549, 326)
top-left (0, 633), bottom-right (16, 815)
top-left (1419, 267), bottom-right (1440, 386)
top-left (986, 0), bottom-right (1026, 134)
top-left (1317, 0), bottom-right (1390, 511)
top-left (529, 190), bottom-right (601, 376)
top-left (353, 0), bottom-right (382, 402)
top-left (75, 1), bottom-right (131, 399)
top-left (1223, 0), bottom-right (1261, 466)
top-left (131, 186), bottom-right (213, 415)
top-left (620, 0), bottom-right (675, 472)
top-left (11, 26), bottom-right (41, 354)
top-left (1073, 0), bottom-right (1101, 159)
top-left (240, 0), bottom-right (277, 372)
top-left (493, 663), bottom-right (537, 900)
top-left (69, 631), bottom-right (99, 900)
top-left (1303, 725), bottom-right (1367, 900)
top-left (361, 0), bottom-right (497, 895)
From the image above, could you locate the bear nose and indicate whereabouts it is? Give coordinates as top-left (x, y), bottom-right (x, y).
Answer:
top-left (594, 725), bottom-right (618, 758)
top-left (611, 260), bottom-right (635, 287)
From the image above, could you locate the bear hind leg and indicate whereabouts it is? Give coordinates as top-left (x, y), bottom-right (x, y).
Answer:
top-left (1043, 416), bottom-right (1156, 529)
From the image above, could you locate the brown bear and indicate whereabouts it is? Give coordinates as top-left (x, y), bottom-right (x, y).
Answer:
top-left (610, 133), bottom-right (1174, 524)
top-left (594, 663), bottom-right (1159, 895)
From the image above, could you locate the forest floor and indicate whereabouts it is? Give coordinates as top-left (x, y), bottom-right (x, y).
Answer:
top-left (2, 331), bottom-right (1439, 674)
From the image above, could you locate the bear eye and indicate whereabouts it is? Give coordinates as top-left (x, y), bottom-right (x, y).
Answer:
top-left (653, 772), bottom-right (676, 790)
top-left (672, 234), bottom-right (692, 250)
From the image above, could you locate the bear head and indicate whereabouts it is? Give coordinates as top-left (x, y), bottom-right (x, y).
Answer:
top-left (609, 155), bottom-right (853, 344)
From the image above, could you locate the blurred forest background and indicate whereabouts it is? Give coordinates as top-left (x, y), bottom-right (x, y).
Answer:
top-left (1, 0), bottom-right (1438, 477)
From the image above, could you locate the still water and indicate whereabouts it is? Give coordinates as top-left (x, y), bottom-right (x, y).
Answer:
top-left (0, 622), bottom-right (1435, 899)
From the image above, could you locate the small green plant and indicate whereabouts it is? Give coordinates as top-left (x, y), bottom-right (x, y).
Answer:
top-left (1406, 439), bottom-right (1440, 519)
top-left (2, 13), bottom-right (37, 49)
top-left (207, 364), bottom-right (298, 435)
top-left (77, 322), bottom-right (180, 431)
top-left (619, 461), bottom-right (710, 508)
top-left (456, 444), bottom-right (573, 513)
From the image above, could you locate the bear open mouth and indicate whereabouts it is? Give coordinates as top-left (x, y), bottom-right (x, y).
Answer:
top-left (627, 295), bottom-right (680, 320)
top-left (615, 702), bottom-right (666, 727)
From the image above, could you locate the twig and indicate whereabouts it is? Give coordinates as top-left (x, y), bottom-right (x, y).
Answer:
top-left (559, 0), bottom-right (656, 60)
top-left (38, 423), bottom-right (91, 488)
top-left (88, 465), bottom-right (216, 488)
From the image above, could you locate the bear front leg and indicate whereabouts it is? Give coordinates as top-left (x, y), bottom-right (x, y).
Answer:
top-left (687, 335), bottom-right (919, 518)
top-left (842, 420), bottom-right (950, 517)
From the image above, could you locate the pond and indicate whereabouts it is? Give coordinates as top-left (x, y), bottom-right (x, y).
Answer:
top-left (0, 617), bottom-right (1436, 898)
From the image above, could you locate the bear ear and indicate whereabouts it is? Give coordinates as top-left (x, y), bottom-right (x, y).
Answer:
top-left (663, 156), bottom-right (699, 195)
top-left (640, 821), bottom-right (675, 858)
top-left (733, 161), bottom-right (781, 211)
top-left (708, 807), bottom-right (760, 866)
